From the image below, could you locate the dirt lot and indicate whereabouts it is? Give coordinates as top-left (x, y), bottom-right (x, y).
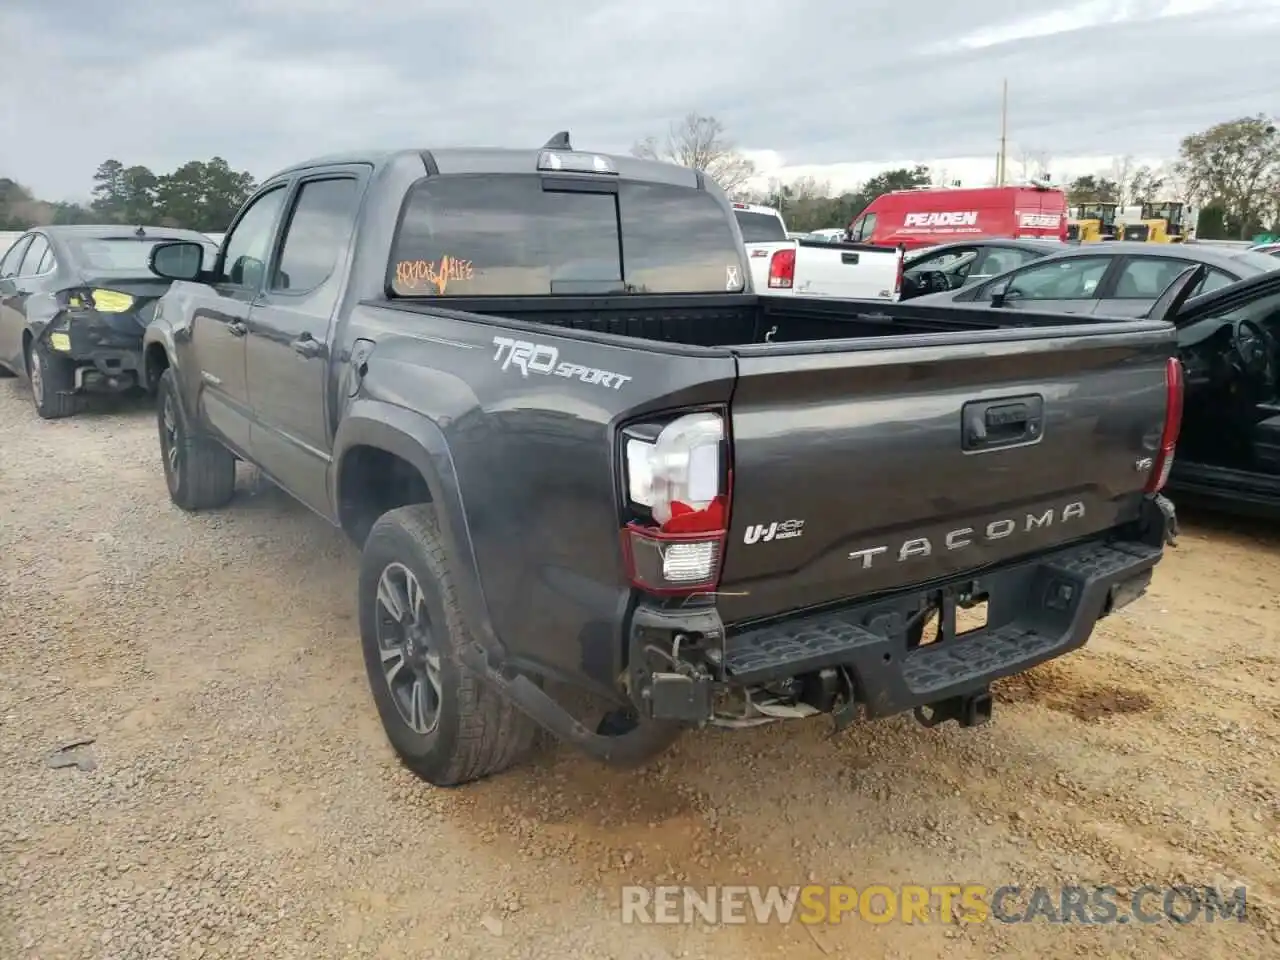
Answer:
top-left (1, 381), bottom-right (1279, 960)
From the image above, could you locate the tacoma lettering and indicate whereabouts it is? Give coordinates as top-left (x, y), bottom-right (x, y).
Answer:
top-left (849, 501), bottom-right (1086, 569)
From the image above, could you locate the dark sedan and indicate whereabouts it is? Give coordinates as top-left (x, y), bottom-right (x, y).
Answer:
top-left (899, 239), bottom-right (1070, 300)
top-left (907, 241), bottom-right (1280, 317)
top-left (0, 225), bottom-right (218, 418)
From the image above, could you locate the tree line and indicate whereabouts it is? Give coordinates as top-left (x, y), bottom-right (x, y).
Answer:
top-left (633, 112), bottom-right (1280, 241)
top-left (4, 113), bottom-right (1277, 241)
top-left (0, 158), bottom-right (256, 234)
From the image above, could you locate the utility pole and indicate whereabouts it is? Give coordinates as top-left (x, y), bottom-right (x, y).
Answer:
top-left (997, 78), bottom-right (1008, 186)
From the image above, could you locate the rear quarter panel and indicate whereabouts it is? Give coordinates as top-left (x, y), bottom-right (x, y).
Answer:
top-left (347, 304), bottom-right (738, 693)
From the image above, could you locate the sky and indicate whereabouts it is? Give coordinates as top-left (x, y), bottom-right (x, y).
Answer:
top-left (2, 0), bottom-right (1278, 203)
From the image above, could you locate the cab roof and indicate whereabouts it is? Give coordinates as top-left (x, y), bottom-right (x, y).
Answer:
top-left (267, 144), bottom-right (704, 189)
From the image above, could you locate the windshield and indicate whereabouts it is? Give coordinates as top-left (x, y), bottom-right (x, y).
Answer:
top-left (389, 175), bottom-right (748, 296)
top-left (734, 210), bottom-right (787, 244)
top-left (67, 236), bottom-right (218, 275)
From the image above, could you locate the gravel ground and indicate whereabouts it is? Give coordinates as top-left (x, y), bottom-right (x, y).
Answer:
top-left (1, 379), bottom-right (1279, 960)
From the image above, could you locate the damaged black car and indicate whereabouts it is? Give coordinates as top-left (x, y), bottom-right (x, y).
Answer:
top-left (0, 225), bottom-right (218, 418)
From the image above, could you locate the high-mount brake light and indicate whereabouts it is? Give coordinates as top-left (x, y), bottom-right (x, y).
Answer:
top-left (767, 248), bottom-right (795, 289)
top-left (620, 412), bottom-right (729, 595)
top-left (1145, 357), bottom-right (1184, 494)
top-left (537, 150), bottom-right (617, 175)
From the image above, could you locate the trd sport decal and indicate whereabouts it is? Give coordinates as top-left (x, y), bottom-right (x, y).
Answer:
top-left (492, 336), bottom-right (632, 390)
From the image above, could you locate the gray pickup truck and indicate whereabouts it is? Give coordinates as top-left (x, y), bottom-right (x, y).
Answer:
top-left (141, 133), bottom-right (1184, 786)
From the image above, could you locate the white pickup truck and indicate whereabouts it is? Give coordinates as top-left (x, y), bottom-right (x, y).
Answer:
top-left (731, 202), bottom-right (903, 301)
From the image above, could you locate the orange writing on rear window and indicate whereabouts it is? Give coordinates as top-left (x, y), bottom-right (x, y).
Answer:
top-left (395, 256), bottom-right (475, 295)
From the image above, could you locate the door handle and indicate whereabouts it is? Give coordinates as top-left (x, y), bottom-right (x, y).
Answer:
top-left (292, 334), bottom-right (325, 359)
top-left (961, 395), bottom-right (1045, 451)
top-left (227, 320), bottom-right (248, 337)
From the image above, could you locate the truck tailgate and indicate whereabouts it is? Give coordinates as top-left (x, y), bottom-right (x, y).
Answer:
top-left (718, 322), bottom-right (1175, 624)
top-left (792, 242), bottom-right (900, 301)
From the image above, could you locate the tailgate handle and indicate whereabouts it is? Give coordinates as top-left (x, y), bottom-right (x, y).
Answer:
top-left (962, 396), bottom-right (1044, 451)
top-left (841, 252), bottom-right (860, 265)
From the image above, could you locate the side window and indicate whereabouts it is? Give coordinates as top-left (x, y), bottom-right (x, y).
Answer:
top-left (906, 251), bottom-right (947, 272)
top-left (995, 257), bottom-right (1111, 301)
top-left (1112, 258), bottom-right (1193, 299)
top-left (974, 247), bottom-right (1040, 278)
top-left (909, 249), bottom-right (977, 281)
top-left (18, 235), bottom-right (51, 276)
top-left (1193, 268), bottom-right (1236, 296)
top-left (851, 213), bottom-right (877, 242)
top-left (271, 178), bottom-right (360, 294)
top-left (36, 245), bottom-right (56, 275)
top-left (0, 236), bottom-right (32, 277)
top-left (220, 186), bottom-right (288, 289)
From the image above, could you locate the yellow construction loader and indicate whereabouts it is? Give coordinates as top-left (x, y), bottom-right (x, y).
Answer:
top-left (1066, 202), bottom-right (1118, 242)
top-left (1116, 202), bottom-right (1194, 243)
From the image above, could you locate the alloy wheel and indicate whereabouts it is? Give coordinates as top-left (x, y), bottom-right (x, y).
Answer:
top-left (161, 394), bottom-right (180, 481)
top-left (374, 562), bottom-right (443, 735)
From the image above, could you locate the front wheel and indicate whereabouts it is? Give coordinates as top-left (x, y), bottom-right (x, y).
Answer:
top-left (157, 368), bottom-right (236, 511)
top-left (358, 504), bottom-right (537, 786)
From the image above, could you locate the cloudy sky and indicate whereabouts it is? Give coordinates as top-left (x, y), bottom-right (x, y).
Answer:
top-left (2, 0), bottom-right (1278, 202)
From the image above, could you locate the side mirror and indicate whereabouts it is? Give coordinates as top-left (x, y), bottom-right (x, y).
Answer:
top-left (989, 281), bottom-right (1010, 307)
top-left (149, 241), bottom-right (205, 281)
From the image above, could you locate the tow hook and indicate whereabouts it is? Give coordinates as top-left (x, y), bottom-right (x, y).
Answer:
top-left (913, 690), bottom-right (994, 729)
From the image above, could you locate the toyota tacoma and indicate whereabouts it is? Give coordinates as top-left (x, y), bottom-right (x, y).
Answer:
top-left (140, 133), bottom-right (1183, 786)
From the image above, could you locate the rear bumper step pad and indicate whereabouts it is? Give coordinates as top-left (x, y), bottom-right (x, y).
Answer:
top-left (722, 540), bottom-right (1161, 716)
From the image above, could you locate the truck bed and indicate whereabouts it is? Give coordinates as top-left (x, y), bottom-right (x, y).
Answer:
top-left (384, 292), bottom-right (1116, 349)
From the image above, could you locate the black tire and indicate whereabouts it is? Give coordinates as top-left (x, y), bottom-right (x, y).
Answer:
top-left (157, 368), bottom-right (236, 511)
top-left (359, 504), bottom-right (537, 786)
top-left (27, 341), bottom-right (81, 419)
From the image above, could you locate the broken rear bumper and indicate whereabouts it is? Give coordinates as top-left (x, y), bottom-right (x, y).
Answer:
top-left (625, 498), bottom-right (1171, 730)
top-left (456, 497), bottom-right (1173, 765)
top-left (49, 321), bottom-right (145, 392)
top-left (714, 538), bottom-right (1160, 718)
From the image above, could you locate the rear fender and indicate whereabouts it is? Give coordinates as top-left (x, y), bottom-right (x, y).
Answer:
top-left (332, 400), bottom-right (507, 662)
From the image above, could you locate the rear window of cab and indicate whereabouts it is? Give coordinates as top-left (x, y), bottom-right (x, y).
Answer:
top-left (388, 174), bottom-right (748, 297)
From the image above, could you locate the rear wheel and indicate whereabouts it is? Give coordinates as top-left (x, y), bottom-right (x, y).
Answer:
top-left (157, 368), bottom-right (236, 511)
top-left (358, 504), bottom-right (537, 786)
top-left (26, 341), bottom-right (80, 419)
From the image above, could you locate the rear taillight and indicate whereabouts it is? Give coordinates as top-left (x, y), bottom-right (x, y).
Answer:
top-left (893, 249), bottom-right (905, 299)
top-left (1145, 357), bottom-right (1184, 493)
top-left (767, 248), bottom-right (795, 289)
top-left (56, 288), bottom-right (136, 313)
top-left (620, 411), bottom-right (729, 595)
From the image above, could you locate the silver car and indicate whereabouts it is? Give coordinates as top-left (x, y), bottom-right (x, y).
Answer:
top-left (910, 241), bottom-right (1280, 318)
